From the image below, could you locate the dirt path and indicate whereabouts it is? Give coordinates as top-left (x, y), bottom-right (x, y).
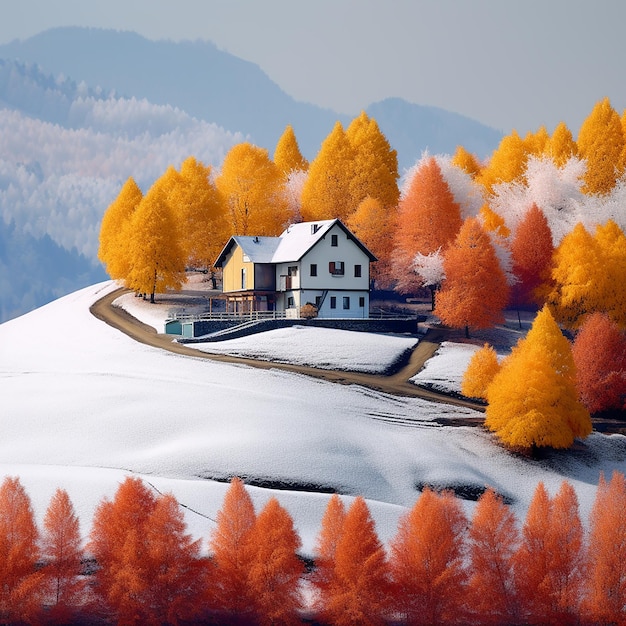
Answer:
top-left (90, 288), bottom-right (484, 412)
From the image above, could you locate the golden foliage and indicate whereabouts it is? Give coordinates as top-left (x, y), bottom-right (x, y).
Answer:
top-left (461, 343), bottom-right (500, 400)
top-left (274, 124), bottom-right (309, 175)
top-left (485, 307), bottom-right (592, 450)
top-left (216, 142), bottom-right (289, 236)
top-left (577, 97), bottom-right (625, 194)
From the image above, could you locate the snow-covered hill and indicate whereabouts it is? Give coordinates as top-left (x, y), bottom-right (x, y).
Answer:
top-left (1, 283), bottom-right (625, 555)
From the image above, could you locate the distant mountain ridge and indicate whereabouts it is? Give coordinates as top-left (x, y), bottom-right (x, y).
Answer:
top-left (0, 27), bottom-right (502, 170)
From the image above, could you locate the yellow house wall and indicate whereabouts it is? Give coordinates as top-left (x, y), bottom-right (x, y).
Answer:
top-left (222, 245), bottom-right (255, 292)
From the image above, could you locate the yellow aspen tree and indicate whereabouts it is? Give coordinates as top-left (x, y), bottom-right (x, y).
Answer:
top-left (452, 145), bottom-right (482, 178)
top-left (461, 343), bottom-right (500, 400)
top-left (346, 196), bottom-right (395, 288)
top-left (273, 124), bottom-right (308, 176)
top-left (434, 217), bottom-right (510, 338)
top-left (545, 222), bottom-right (604, 329)
top-left (545, 122), bottom-right (578, 167)
top-left (479, 204), bottom-right (510, 239)
top-left (477, 130), bottom-right (529, 195)
top-left (593, 219), bottom-right (626, 328)
top-left (619, 109), bottom-right (626, 172)
top-left (524, 126), bottom-right (550, 156)
top-left (98, 176), bottom-right (143, 281)
top-left (216, 142), bottom-right (289, 236)
top-left (577, 97), bottom-right (625, 194)
top-left (300, 121), bottom-right (355, 222)
top-left (346, 111), bottom-right (400, 213)
top-left (126, 168), bottom-right (186, 303)
top-left (172, 156), bottom-right (228, 278)
top-left (485, 306), bottom-right (592, 451)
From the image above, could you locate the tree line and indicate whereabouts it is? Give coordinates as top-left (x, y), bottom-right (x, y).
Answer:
top-left (2, 473), bottom-right (626, 625)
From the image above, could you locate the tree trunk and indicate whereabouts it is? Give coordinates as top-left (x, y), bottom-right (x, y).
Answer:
top-left (465, 324), bottom-right (470, 339)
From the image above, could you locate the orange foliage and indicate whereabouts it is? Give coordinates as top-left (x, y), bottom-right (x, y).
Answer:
top-left (393, 156), bottom-right (462, 293)
top-left (572, 312), bottom-right (626, 413)
top-left (327, 496), bottom-right (390, 626)
top-left (510, 203), bottom-right (554, 308)
top-left (0, 477), bottom-right (44, 624)
top-left (584, 471), bottom-right (626, 624)
top-left (435, 217), bottom-right (510, 336)
top-left (89, 477), bottom-right (205, 624)
top-left (41, 488), bottom-right (86, 621)
top-left (514, 482), bottom-right (584, 624)
top-left (346, 196), bottom-right (396, 288)
top-left (209, 477), bottom-right (257, 616)
top-left (311, 494), bottom-right (346, 621)
top-left (247, 498), bottom-right (303, 625)
top-left (468, 488), bottom-right (520, 624)
top-left (389, 488), bottom-right (467, 625)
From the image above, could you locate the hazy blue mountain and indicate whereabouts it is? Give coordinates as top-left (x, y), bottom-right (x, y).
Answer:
top-left (0, 220), bottom-right (106, 322)
top-left (0, 27), bottom-right (502, 170)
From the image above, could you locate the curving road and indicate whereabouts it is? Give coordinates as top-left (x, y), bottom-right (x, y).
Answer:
top-left (90, 288), bottom-right (486, 416)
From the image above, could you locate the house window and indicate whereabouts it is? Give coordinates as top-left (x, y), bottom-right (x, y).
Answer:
top-left (287, 296), bottom-right (295, 308)
top-left (354, 264), bottom-right (362, 278)
top-left (329, 261), bottom-right (345, 275)
top-left (331, 234), bottom-right (338, 247)
top-left (330, 296), bottom-right (337, 309)
top-left (310, 263), bottom-right (317, 277)
top-left (343, 296), bottom-right (350, 310)
top-left (315, 295), bottom-right (322, 307)
top-left (288, 266), bottom-right (298, 277)
top-left (241, 268), bottom-right (246, 290)
top-left (359, 296), bottom-right (365, 307)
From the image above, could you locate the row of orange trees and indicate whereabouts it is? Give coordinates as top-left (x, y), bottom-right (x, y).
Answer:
top-left (2, 473), bottom-right (626, 625)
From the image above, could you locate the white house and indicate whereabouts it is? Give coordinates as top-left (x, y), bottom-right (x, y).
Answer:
top-left (214, 219), bottom-right (377, 319)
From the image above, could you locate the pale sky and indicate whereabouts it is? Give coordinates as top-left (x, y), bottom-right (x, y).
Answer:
top-left (0, 0), bottom-right (624, 135)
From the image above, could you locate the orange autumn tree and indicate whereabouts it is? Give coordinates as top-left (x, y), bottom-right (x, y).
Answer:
top-left (467, 488), bottom-right (520, 625)
top-left (515, 482), bottom-right (585, 624)
top-left (435, 217), bottom-right (510, 337)
top-left (393, 156), bottom-right (463, 295)
top-left (389, 488), bottom-right (468, 626)
top-left (209, 477), bottom-right (257, 617)
top-left (594, 219), bottom-right (626, 328)
top-left (41, 488), bottom-right (85, 621)
top-left (461, 343), bottom-right (500, 401)
top-left (572, 312), bottom-right (626, 414)
top-left (311, 494), bottom-right (346, 622)
top-left (326, 496), bottom-right (390, 626)
top-left (91, 478), bottom-right (206, 625)
top-left (485, 307), bottom-right (592, 451)
top-left (0, 477), bottom-right (44, 624)
top-left (247, 498), bottom-right (303, 625)
top-left (142, 493), bottom-right (207, 624)
top-left (477, 130), bottom-right (528, 195)
top-left (584, 471), bottom-right (626, 624)
top-left (510, 203), bottom-right (554, 308)
top-left (545, 121), bottom-right (578, 167)
top-left (347, 196), bottom-right (395, 288)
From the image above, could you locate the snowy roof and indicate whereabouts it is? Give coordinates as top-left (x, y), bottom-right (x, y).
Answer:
top-left (215, 219), bottom-right (376, 267)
